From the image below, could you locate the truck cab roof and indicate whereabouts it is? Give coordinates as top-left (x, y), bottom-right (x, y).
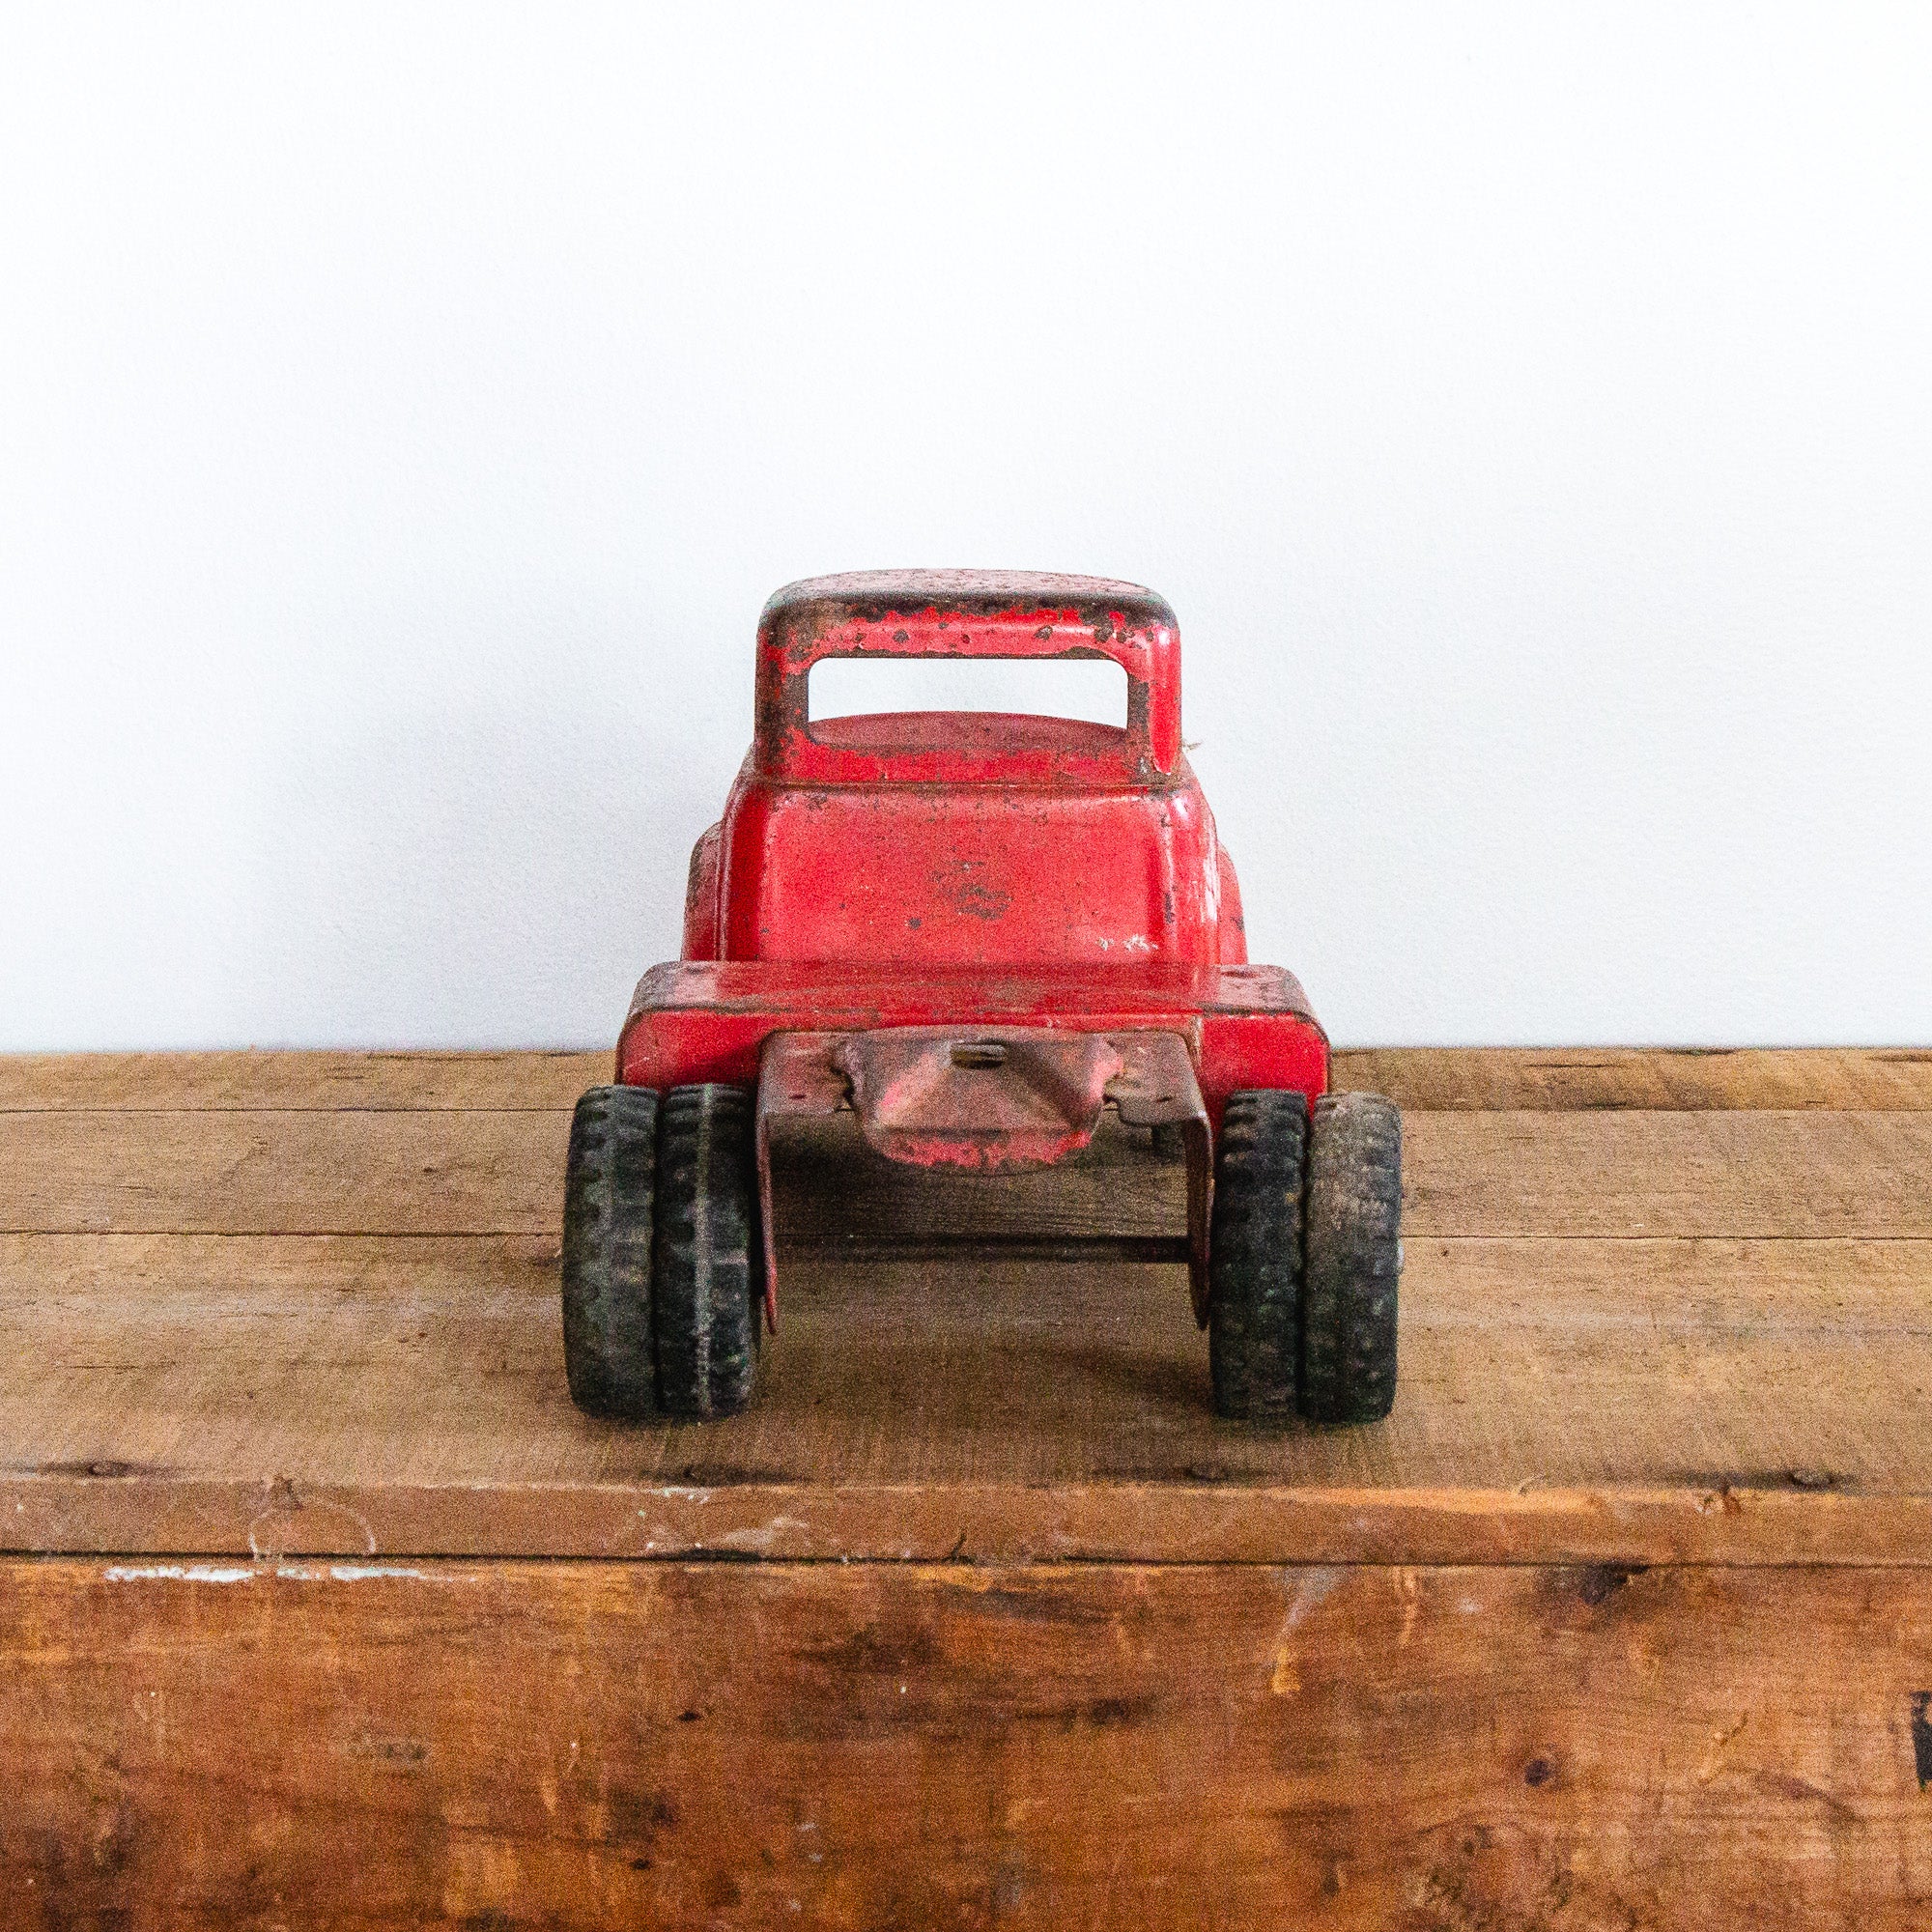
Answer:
top-left (760, 569), bottom-right (1177, 636)
top-left (754, 570), bottom-right (1183, 786)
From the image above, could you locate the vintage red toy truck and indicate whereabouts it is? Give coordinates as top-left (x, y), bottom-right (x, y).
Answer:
top-left (561, 571), bottom-right (1402, 1427)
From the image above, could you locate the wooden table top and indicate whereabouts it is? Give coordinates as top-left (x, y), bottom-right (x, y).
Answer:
top-left (4, 1046), bottom-right (1929, 1570)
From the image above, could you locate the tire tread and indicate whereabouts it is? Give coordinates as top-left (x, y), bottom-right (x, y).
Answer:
top-left (1208, 1090), bottom-right (1308, 1422)
top-left (653, 1083), bottom-right (760, 1420)
top-left (1300, 1092), bottom-right (1402, 1425)
top-left (559, 1085), bottom-right (659, 1418)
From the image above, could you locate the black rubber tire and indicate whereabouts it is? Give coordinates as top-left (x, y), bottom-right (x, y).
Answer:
top-left (1208, 1091), bottom-right (1308, 1422)
top-left (652, 1084), bottom-right (761, 1420)
top-left (560, 1085), bottom-right (660, 1419)
top-left (1300, 1092), bottom-right (1403, 1425)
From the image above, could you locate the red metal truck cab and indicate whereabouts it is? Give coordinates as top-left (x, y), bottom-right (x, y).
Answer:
top-left (568, 573), bottom-right (1402, 1433)
top-left (678, 572), bottom-right (1246, 971)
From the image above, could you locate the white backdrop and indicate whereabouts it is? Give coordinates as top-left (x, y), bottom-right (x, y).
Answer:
top-left (4, 5), bottom-right (1928, 1049)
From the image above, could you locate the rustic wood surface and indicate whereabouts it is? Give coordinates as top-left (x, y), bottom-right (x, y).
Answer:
top-left (6, 1043), bottom-right (1931, 1111)
top-left (11, 1558), bottom-right (1932, 1932)
top-left (2, 1046), bottom-right (1929, 1926)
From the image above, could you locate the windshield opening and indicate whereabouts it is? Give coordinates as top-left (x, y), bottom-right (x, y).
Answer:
top-left (808, 656), bottom-right (1128, 729)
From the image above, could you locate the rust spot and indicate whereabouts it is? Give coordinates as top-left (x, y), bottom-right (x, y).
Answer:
top-left (954, 880), bottom-right (1011, 921)
top-left (1523, 1756), bottom-right (1555, 1787)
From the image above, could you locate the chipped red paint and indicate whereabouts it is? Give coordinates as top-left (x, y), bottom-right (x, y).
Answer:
top-left (615, 572), bottom-right (1330, 1328)
top-left (619, 960), bottom-right (1325, 1111)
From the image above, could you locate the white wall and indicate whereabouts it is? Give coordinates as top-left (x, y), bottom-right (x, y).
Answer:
top-left (3, 4), bottom-right (1928, 1049)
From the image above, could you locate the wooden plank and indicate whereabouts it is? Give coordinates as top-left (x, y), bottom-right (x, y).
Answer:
top-left (6, 1105), bottom-right (1931, 1238)
top-left (0, 1108), bottom-right (572, 1235)
top-left (5, 1045), bottom-right (1930, 1112)
top-left (0, 1048), bottom-right (609, 1111)
top-left (1406, 1112), bottom-right (1932, 1237)
top-left (5, 1232), bottom-right (1929, 1564)
top-left (5, 1556), bottom-right (1930, 1929)
top-left (1334, 1045), bottom-right (1932, 1111)
top-left (782, 1110), bottom-right (1932, 1242)
top-left (4, 1050), bottom-right (1928, 1921)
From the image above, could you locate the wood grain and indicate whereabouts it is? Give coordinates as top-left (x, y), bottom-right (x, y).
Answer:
top-left (0, 1048), bottom-right (610, 1111)
top-left (3, 1231), bottom-right (1928, 1563)
top-left (1337, 1045), bottom-right (1932, 1111)
top-left (0, 1108), bottom-right (572, 1235)
top-left (6, 1557), bottom-right (1931, 1930)
top-left (6, 1045), bottom-right (1929, 1111)
top-left (5, 1105), bottom-right (1931, 1238)
top-left (5, 1047), bottom-right (1931, 1926)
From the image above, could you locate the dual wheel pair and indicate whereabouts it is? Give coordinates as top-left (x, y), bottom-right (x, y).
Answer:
top-left (1208, 1090), bottom-right (1402, 1426)
top-left (560, 1084), bottom-right (761, 1421)
top-left (560, 1082), bottom-right (1402, 1426)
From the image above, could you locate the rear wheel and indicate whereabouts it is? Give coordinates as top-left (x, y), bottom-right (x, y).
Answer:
top-left (652, 1083), bottom-right (762, 1420)
top-left (1299, 1093), bottom-right (1403, 1425)
top-left (560, 1086), bottom-right (660, 1419)
top-left (1208, 1091), bottom-right (1307, 1422)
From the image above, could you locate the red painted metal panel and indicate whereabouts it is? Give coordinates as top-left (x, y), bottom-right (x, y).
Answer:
top-left (681, 822), bottom-right (724, 961)
top-left (616, 962), bottom-right (1327, 1120)
top-left (718, 778), bottom-right (1231, 969)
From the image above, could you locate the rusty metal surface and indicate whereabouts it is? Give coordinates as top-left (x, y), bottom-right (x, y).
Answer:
top-left (1102, 1034), bottom-right (1213, 1322)
top-left (835, 1029), bottom-right (1123, 1172)
top-left (753, 1034), bottom-right (853, 1329)
top-left (760, 569), bottom-right (1178, 632)
top-left (625, 958), bottom-right (1321, 1027)
top-left (750, 576), bottom-right (1175, 781)
top-left (755, 569), bottom-right (1181, 781)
